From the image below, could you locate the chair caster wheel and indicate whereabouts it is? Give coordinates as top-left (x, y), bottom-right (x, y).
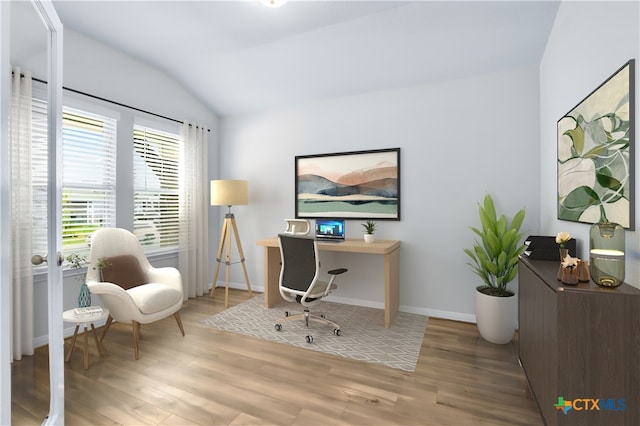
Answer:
top-left (284, 311), bottom-right (290, 317)
top-left (275, 323), bottom-right (282, 331)
top-left (334, 328), bottom-right (341, 336)
top-left (306, 335), bottom-right (313, 344)
top-left (319, 314), bottom-right (325, 318)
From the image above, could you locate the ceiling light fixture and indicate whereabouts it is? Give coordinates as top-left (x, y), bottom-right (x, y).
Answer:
top-left (261, 0), bottom-right (288, 8)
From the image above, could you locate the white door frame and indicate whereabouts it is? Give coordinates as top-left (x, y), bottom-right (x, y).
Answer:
top-left (0, 1), bottom-right (13, 423)
top-left (34, 0), bottom-right (65, 424)
top-left (0, 1), bottom-right (63, 424)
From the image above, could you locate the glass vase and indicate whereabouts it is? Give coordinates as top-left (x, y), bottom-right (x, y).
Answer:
top-left (560, 267), bottom-right (578, 285)
top-left (556, 248), bottom-right (569, 281)
top-left (576, 259), bottom-right (590, 282)
top-left (590, 222), bottom-right (625, 287)
top-left (77, 283), bottom-right (91, 307)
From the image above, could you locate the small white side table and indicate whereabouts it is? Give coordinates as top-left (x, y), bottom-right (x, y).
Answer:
top-left (62, 307), bottom-right (110, 369)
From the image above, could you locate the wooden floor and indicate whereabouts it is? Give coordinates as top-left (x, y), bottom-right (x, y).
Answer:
top-left (11, 289), bottom-right (543, 425)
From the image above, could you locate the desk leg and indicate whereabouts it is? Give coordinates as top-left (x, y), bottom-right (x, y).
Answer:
top-left (65, 325), bottom-right (80, 362)
top-left (264, 246), bottom-right (283, 308)
top-left (385, 247), bottom-right (400, 328)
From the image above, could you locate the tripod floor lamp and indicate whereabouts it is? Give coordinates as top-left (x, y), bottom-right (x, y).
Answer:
top-left (209, 179), bottom-right (253, 307)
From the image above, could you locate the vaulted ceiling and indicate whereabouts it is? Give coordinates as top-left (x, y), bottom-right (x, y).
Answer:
top-left (49, 0), bottom-right (559, 117)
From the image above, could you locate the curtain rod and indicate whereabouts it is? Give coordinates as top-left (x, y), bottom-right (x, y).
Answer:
top-left (27, 75), bottom-right (211, 132)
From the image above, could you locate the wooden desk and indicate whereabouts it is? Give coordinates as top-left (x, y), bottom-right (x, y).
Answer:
top-left (256, 237), bottom-right (401, 327)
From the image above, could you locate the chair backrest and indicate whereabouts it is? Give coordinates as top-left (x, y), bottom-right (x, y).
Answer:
top-left (278, 234), bottom-right (319, 292)
top-left (86, 227), bottom-right (151, 282)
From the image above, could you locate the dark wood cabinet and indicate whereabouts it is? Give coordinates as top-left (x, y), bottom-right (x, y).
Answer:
top-left (518, 257), bottom-right (640, 426)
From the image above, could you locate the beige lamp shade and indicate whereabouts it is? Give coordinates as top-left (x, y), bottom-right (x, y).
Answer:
top-left (210, 180), bottom-right (248, 206)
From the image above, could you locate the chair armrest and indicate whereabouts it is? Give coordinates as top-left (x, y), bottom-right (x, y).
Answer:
top-left (87, 281), bottom-right (131, 297)
top-left (87, 281), bottom-right (138, 310)
top-left (320, 268), bottom-right (347, 298)
top-left (87, 281), bottom-right (141, 322)
top-left (146, 267), bottom-right (183, 292)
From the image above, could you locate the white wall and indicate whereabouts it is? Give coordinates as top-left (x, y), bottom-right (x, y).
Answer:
top-left (63, 29), bottom-right (218, 130)
top-left (540, 1), bottom-right (640, 287)
top-left (219, 66), bottom-right (541, 321)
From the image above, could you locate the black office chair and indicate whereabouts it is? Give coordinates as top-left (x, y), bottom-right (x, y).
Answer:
top-left (275, 234), bottom-right (347, 343)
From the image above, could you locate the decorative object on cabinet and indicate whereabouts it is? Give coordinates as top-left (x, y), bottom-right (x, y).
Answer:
top-left (555, 231), bottom-right (571, 280)
top-left (557, 59), bottom-right (635, 229)
top-left (559, 255), bottom-right (579, 285)
top-left (576, 259), bottom-right (590, 282)
top-left (589, 221), bottom-right (625, 287)
top-left (295, 148), bottom-right (400, 220)
top-left (464, 193), bottom-right (526, 344)
top-left (518, 257), bottom-right (640, 426)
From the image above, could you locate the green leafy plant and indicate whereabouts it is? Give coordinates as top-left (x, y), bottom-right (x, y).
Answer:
top-left (93, 256), bottom-right (111, 271)
top-left (362, 220), bottom-right (376, 235)
top-left (66, 254), bottom-right (112, 281)
top-left (65, 253), bottom-right (88, 282)
top-left (93, 256), bottom-right (112, 280)
top-left (464, 194), bottom-right (526, 297)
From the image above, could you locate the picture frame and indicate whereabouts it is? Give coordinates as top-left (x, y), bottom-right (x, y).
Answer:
top-left (557, 59), bottom-right (635, 229)
top-left (295, 148), bottom-right (400, 220)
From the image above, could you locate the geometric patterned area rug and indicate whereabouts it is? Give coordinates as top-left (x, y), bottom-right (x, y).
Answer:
top-left (200, 295), bottom-right (428, 372)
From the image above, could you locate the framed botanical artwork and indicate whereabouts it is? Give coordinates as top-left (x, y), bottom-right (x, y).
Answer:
top-left (557, 59), bottom-right (635, 229)
top-left (295, 148), bottom-right (400, 220)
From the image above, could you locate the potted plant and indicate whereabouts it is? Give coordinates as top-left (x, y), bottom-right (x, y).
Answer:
top-left (66, 254), bottom-right (112, 308)
top-left (93, 256), bottom-right (112, 281)
top-left (464, 193), bottom-right (526, 344)
top-left (362, 220), bottom-right (377, 243)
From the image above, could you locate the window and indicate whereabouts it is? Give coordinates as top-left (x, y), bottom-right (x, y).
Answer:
top-left (31, 94), bottom-right (117, 260)
top-left (30, 84), bottom-right (183, 264)
top-left (133, 125), bottom-right (181, 253)
top-left (62, 107), bottom-right (117, 254)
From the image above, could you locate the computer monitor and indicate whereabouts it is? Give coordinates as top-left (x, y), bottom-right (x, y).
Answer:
top-left (315, 219), bottom-right (345, 241)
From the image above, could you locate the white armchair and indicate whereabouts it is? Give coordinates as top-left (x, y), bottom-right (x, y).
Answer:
top-left (86, 227), bottom-right (185, 359)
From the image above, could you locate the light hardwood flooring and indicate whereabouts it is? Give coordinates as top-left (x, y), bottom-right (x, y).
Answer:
top-left (11, 289), bottom-right (543, 425)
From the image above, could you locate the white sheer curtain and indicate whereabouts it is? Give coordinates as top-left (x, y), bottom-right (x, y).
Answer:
top-left (179, 122), bottom-right (209, 298)
top-left (9, 67), bottom-right (34, 360)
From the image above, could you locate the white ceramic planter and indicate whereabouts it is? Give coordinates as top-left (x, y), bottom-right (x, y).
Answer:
top-left (474, 287), bottom-right (517, 344)
top-left (363, 234), bottom-right (375, 243)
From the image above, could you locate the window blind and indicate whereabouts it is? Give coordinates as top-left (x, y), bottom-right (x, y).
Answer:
top-left (133, 125), bottom-right (181, 253)
top-left (61, 107), bottom-right (117, 255)
top-left (31, 95), bottom-right (118, 260)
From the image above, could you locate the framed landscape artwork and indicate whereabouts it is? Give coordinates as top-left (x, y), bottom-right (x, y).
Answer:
top-left (557, 59), bottom-right (635, 229)
top-left (295, 148), bottom-right (400, 220)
